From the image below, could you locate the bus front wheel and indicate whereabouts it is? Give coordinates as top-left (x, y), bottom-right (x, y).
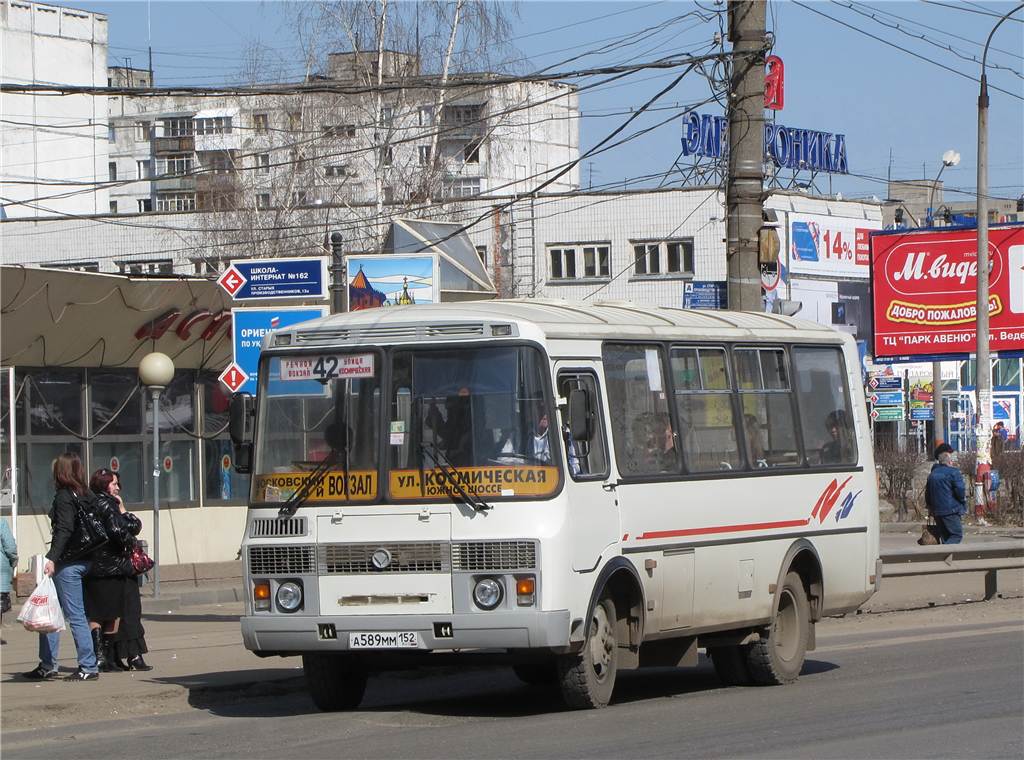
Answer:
top-left (746, 571), bottom-right (810, 685)
top-left (557, 596), bottom-right (618, 709)
top-left (303, 653), bottom-right (367, 711)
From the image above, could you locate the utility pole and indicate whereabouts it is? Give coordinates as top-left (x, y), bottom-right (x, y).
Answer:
top-left (330, 231), bottom-right (347, 314)
top-left (726, 1), bottom-right (766, 312)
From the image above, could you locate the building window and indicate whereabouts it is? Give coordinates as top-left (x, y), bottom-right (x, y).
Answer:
top-left (443, 177), bottom-right (480, 198)
top-left (109, 201), bottom-right (118, 214)
top-left (192, 257), bottom-right (230, 275)
top-left (323, 124), bottom-right (356, 138)
top-left (549, 247), bottom-right (577, 280)
top-left (547, 243), bottom-right (611, 281)
top-left (464, 139), bottom-right (482, 164)
top-left (418, 145), bottom-right (432, 166)
top-left (194, 116), bottom-right (232, 135)
top-left (324, 164), bottom-right (352, 178)
top-left (206, 151), bottom-right (235, 174)
top-left (43, 261), bottom-right (99, 273)
top-left (255, 153), bottom-right (270, 173)
top-left (108, 162), bottom-right (117, 181)
top-left (666, 240), bottom-right (694, 274)
top-left (134, 121), bottom-right (151, 141)
top-left (108, 125), bottom-right (116, 142)
top-left (476, 245), bottom-right (488, 268)
top-left (418, 107), bottom-right (434, 127)
top-left (158, 153), bottom-right (193, 176)
top-left (116, 258), bottom-right (174, 275)
top-left (291, 191), bottom-right (310, 206)
top-left (155, 193), bottom-right (196, 212)
top-left (380, 106), bottom-right (394, 125)
top-left (442, 104), bottom-right (484, 126)
top-left (136, 160), bottom-right (150, 180)
top-left (380, 146), bottom-right (393, 167)
top-left (161, 118), bottom-right (193, 137)
top-left (137, 198), bottom-right (152, 213)
top-left (631, 239), bottom-right (694, 278)
top-left (383, 186), bottom-right (395, 204)
top-left (255, 193), bottom-right (271, 209)
top-left (287, 111), bottom-right (301, 130)
top-left (252, 113), bottom-right (269, 133)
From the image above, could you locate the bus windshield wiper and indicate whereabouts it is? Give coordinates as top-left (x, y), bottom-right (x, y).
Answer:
top-left (278, 448), bottom-right (340, 516)
top-left (419, 441), bottom-right (492, 513)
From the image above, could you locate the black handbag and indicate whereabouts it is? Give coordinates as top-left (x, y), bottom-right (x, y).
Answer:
top-left (61, 495), bottom-right (109, 561)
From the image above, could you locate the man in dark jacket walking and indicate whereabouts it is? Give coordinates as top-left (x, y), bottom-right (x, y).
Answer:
top-left (925, 443), bottom-right (967, 544)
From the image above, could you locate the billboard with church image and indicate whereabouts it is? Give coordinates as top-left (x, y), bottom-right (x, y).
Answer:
top-left (345, 254), bottom-right (438, 310)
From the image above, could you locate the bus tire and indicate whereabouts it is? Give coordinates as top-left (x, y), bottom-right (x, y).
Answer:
top-left (557, 596), bottom-right (618, 709)
top-left (512, 662), bottom-right (558, 686)
top-left (303, 653), bottom-right (367, 711)
top-left (746, 571), bottom-right (810, 685)
top-left (708, 646), bottom-right (753, 686)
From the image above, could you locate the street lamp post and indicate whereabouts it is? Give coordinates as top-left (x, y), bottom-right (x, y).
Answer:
top-left (139, 352), bottom-right (175, 599)
top-left (928, 149), bottom-right (959, 450)
top-left (975, 2), bottom-right (1023, 516)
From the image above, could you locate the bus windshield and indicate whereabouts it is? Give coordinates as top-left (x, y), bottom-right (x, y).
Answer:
top-left (250, 345), bottom-right (561, 505)
top-left (252, 352), bottom-right (381, 505)
top-left (387, 345), bottom-right (560, 501)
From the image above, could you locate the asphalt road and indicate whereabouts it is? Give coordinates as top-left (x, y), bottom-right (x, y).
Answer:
top-left (4, 601), bottom-right (1022, 760)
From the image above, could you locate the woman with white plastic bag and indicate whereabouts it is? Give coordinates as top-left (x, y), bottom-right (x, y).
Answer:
top-left (17, 575), bottom-right (65, 632)
top-left (22, 453), bottom-right (101, 682)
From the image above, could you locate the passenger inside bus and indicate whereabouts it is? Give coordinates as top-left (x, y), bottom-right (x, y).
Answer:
top-left (630, 413), bottom-right (676, 473)
top-left (497, 402), bottom-right (552, 464)
top-left (744, 414), bottom-right (768, 468)
top-left (821, 409), bottom-right (854, 464)
top-left (426, 387), bottom-right (475, 466)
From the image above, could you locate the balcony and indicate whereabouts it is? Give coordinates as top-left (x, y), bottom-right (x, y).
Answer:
top-left (153, 176), bottom-right (196, 192)
top-left (153, 136), bottom-right (195, 154)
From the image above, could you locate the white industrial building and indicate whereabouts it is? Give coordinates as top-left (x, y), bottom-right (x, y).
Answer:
top-left (0, 0), bottom-right (110, 219)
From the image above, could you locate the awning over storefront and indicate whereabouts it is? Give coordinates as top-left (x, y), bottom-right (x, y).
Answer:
top-left (383, 219), bottom-right (496, 299)
top-left (1, 266), bottom-right (232, 370)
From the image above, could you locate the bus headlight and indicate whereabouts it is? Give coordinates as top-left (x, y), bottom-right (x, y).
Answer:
top-left (276, 581), bottom-right (303, 612)
top-left (472, 577), bottom-right (503, 610)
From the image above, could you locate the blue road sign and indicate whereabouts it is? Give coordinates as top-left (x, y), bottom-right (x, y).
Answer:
top-left (871, 390), bottom-right (905, 406)
top-left (232, 307), bottom-right (327, 394)
top-left (683, 281), bottom-right (727, 310)
top-left (869, 376), bottom-right (903, 391)
top-left (910, 407), bottom-right (934, 421)
top-left (224, 257), bottom-right (329, 301)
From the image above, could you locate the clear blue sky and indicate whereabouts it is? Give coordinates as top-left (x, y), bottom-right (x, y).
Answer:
top-left (70, 1), bottom-right (1024, 203)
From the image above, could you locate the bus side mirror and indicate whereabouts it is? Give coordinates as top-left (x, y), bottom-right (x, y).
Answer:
top-left (229, 392), bottom-right (255, 474)
top-left (567, 389), bottom-right (591, 442)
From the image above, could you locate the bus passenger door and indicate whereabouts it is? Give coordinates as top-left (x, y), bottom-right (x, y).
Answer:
top-left (556, 367), bottom-right (620, 571)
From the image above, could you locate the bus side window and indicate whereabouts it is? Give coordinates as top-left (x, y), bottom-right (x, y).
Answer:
top-left (792, 346), bottom-right (857, 466)
top-left (557, 373), bottom-right (609, 480)
top-left (601, 344), bottom-right (679, 477)
top-left (734, 348), bottom-right (800, 469)
top-left (670, 347), bottom-right (741, 472)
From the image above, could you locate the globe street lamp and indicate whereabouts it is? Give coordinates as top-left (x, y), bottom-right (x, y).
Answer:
top-left (975, 2), bottom-right (1023, 517)
top-left (139, 352), bottom-right (174, 599)
top-left (927, 149), bottom-right (960, 226)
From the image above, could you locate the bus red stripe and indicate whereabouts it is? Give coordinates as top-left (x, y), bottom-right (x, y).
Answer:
top-left (637, 518), bottom-right (811, 540)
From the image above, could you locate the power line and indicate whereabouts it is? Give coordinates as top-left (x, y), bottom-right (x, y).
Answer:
top-left (790, 1), bottom-right (1023, 100)
top-left (921, 0), bottom-right (1024, 23)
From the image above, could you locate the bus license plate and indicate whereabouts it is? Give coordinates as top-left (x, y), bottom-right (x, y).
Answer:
top-left (349, 631), bottom-right (420, 649)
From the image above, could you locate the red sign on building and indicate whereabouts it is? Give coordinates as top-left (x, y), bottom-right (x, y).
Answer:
top-left (871, 225), bottom-right (1024, 359)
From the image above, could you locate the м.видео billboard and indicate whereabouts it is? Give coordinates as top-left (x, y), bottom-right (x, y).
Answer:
top-left (870, 225), bottom-right (1024, 360)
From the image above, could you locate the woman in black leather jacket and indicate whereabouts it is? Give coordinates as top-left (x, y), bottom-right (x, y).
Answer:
top-left (83, 468), bottom-right (141, 671)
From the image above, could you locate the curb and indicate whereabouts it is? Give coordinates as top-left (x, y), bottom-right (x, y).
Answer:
top-left (141, 586), bottom-right (244, 614)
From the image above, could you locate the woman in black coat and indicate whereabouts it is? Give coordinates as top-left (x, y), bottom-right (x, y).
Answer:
top-left (107, 471), bottom-right (152, 671)
top-left (84, 468), bottom-right (142, 671)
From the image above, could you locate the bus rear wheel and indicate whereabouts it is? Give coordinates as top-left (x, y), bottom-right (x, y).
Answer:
top-left (303, 653), bottom-right (368, 711)
top-left (746, 571), bottom-right (810, 685)
top-left (557, 597), bottom-right (618, 709)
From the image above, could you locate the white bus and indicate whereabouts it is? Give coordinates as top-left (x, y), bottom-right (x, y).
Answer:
top-left (230, 300), bottom-right (880, 710)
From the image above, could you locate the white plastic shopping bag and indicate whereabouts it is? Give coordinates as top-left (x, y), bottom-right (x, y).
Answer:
top-left (16, 575), bottom-right (66, 633)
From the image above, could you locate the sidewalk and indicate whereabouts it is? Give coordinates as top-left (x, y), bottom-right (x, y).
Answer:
top-left (2, 528), bottom-right (1020, 730)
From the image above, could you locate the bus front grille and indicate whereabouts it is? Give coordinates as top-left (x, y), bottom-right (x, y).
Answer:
top-left (319, 542), bottom-right (450, 574)
top-left (248, 545), bottom-right (317, 575)
top-left (451, 541), bottom-right (538, 571)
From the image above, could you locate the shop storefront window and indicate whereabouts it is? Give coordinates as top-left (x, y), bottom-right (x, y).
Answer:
top-left (91, 370), bottom-right (142, 435)
top-left (204, 438), bottom-right (248, 501)
top-left (18, 441), bottom-right (83, 509)
top-left (91, 441), bottom-right (145, 502)
top-left (144, 439), bottom-right (197, 503)
top-left (145, 370), bottom-right (195, 433)
top-left (25, 369), bottom-right (83, 436)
